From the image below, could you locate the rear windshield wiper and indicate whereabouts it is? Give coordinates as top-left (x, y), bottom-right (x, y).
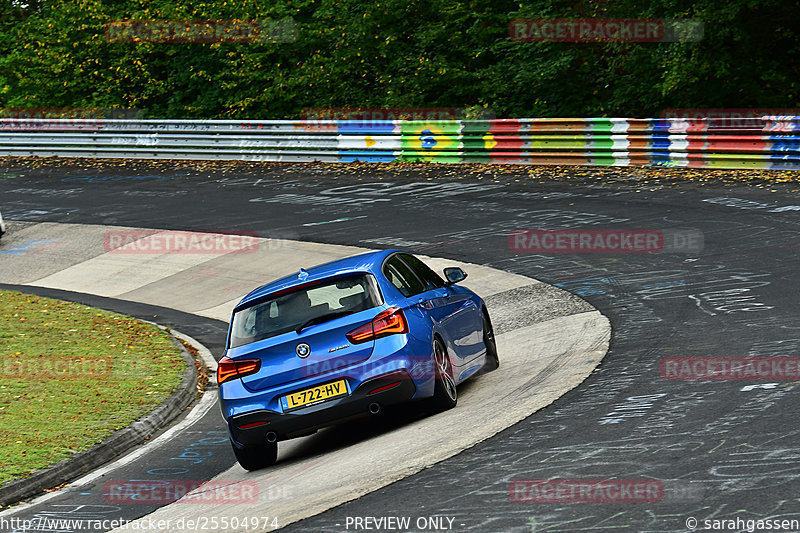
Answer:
top-left (295, 310), bottom-right (355, 334)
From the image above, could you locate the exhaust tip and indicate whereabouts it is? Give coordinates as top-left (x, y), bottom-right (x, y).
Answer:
top-left (368, 402), bottom-right (382, 415)
top-left (266, 431), bottom-right (278, 443)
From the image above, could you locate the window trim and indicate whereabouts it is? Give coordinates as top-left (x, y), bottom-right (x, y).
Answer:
top-left (381, 252), bottom-right (430, 298)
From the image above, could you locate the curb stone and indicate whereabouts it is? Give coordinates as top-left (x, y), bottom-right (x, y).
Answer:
top-left (0, 329), bottom-right (202, 509)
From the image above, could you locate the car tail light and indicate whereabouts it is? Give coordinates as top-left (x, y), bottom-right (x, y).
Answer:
top-left (346, 307), bottom-right (408, 344)
top-left (217, 356), bottom-right (261, 385)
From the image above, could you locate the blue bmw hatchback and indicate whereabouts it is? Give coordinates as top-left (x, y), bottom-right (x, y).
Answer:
top-left (217, 250), bottom-right (499, 470)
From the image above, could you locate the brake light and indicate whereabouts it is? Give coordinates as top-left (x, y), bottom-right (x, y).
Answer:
top-left (217, 356), bottom-right (261, 385)
top-left (346, 307), bottom-right (408, 344)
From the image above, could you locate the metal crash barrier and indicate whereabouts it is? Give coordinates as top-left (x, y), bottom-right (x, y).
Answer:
top-left (1, 117), bottom-right (798, 170)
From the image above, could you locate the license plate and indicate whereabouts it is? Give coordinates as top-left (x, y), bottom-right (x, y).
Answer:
top-left (281, 379), bottom-right (348, 411)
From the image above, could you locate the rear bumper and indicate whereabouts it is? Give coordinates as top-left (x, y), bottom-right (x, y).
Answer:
top-left (228, 371), bottom-right (416, 446)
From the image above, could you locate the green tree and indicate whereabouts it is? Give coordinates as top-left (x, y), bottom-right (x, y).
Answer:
top-left (0, 0), bottom-right (797, 118)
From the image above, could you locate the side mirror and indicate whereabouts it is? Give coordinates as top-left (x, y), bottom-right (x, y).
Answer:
top-left (443, 267), bottom-right (467, 285)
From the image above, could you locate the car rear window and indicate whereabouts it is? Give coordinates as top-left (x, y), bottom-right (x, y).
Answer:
top-left (229, 273), bottom-right (382, 348)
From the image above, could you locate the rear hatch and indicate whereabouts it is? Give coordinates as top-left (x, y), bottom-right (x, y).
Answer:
top-left (236, 308), bottom-right (376, 390)
top-left (226, 272), bottom-right (384, 391)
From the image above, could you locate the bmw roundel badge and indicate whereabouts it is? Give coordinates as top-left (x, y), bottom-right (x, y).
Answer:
top-left (296, 343), bottom-right (311, 358)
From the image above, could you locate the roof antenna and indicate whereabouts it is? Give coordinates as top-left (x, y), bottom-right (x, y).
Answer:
top-left (298, 268), bottom-right (309, 281)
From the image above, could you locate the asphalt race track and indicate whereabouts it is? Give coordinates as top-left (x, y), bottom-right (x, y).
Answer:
top-left (0, 219), bottom-right (609, 532)
top-left (2, 162), bottom-right (800, 532)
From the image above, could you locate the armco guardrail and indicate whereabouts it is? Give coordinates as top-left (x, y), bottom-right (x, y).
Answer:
top-left (1, 116), bottom-right (798, 169)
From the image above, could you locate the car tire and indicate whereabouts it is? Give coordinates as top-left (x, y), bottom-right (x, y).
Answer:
top-left (481, 309), bottom-right (499, 373)
top-left (231, 440), bottom-right (278, 471)
top-left (431, 338), bottom-right (457, 411)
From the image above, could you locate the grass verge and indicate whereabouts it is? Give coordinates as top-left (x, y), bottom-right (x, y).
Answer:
top-left (0, 290), bottom-right (186, 485)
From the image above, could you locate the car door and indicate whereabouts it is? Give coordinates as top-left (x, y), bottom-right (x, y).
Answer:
top-left (396, 254), bottom-right (483, 366)
top-left (385, 253), bottom-right (450, 332)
